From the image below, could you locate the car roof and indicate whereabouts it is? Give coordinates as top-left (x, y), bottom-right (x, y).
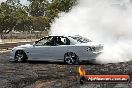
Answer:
top-left (48, 35), bottom-right (82, 37)
top-left (49, 35), bottom-right (64, 37)
top-left (48, 35), bottom-right (71, 38)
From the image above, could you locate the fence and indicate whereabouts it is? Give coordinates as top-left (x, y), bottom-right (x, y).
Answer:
top-left (0, 31), bottom-right (48, 43)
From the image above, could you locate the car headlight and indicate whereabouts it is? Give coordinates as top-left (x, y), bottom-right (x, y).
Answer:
top-left (11, 47), bottom-right (16, 52)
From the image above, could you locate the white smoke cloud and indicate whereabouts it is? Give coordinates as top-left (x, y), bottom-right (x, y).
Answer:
top-left (50, 0), bottom-right (132, 64)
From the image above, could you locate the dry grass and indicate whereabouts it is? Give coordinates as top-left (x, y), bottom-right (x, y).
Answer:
top-left (0, 52), bottom-right (132, 88)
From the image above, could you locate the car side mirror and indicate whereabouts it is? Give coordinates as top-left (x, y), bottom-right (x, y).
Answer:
top-left (33, 41), bottom-right (37, 46)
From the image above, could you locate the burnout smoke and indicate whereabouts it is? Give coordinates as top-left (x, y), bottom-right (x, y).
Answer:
top-left (50, 0), bottom-right (132, 64)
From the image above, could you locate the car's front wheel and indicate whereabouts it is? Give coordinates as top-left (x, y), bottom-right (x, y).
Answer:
top-left (64, 52), bottom-right (79, 65)
top-left (15, 50), bottom-right (27, 62)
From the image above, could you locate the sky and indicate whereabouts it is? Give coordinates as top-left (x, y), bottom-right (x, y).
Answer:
top-left (0, 0), bottom-right (6, 4)
top-left (0, 0), bottom-right (29, 5)
top-left (20, 0), bottom-right (30, 5)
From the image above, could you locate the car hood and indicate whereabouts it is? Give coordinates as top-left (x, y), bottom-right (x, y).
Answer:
top-left (13, 44), bottom-right (33, 49)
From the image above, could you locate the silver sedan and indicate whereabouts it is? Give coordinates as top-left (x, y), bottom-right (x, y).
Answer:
top-left (10, 35), bottom-right (103, 64)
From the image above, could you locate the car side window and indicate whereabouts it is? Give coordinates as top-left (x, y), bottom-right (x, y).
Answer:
top-left (35, 37), bottom-right (52, 46)
top-left (65, 38), bottom-right (70, 45)
top-left (35, 36), bottom-right (70, 46)
top-left (57, 37), bottom-right (70, 45)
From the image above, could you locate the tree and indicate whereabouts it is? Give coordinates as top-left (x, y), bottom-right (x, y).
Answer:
top-left (0, 2), bottom-right (17, 34)
top-left (32, 16), bottom-right (50, 31)
top-left (0, 15), bottom-right (17, 34)
top-left (0, 1), bottom-right (29, 34)
top-left (45, 0), bottom-right (77, 22)
top-left (0, 0), bottom-right (77, 34)
top-left (29, 0), bottom-right (49, 16)
top-left (14, 17), bottom-right (32, 32)
top-left (49, 0), bottom-right (77, 13)
top-left (6, 0), bottom-right (20, 6)
top-left (28, 0), bottom-right (77, 17)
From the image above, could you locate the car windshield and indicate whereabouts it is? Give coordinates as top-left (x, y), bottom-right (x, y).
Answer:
top-left (69, 35), bottom-right (92, 43)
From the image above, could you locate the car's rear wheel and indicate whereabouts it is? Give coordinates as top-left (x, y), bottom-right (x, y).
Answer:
top-left (15, 50), bottom-right (27, 62)
top-left (64, 52), bottom-right (79, 65)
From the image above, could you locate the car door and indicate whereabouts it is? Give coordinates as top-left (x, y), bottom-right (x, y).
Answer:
top-left (28, 36), bottom-right (53, 60)
top-left (28, 36), bottom-right (70, 61)
top-left (47, 36), bottom-right (71, 60)
top-left (44, 45), bottom-right (68, 60)
top-left (28, 45), bottom-right (50, 60)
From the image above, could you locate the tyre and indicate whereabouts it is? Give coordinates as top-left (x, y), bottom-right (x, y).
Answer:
top-left (80, 76), bottom-right (86, 84)
top-left (90, 59), bottom-right (98, 64)
top-left (64, 52), bottom-right (79, 65)
top-left (15, 50), bottom-right (27, 62)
